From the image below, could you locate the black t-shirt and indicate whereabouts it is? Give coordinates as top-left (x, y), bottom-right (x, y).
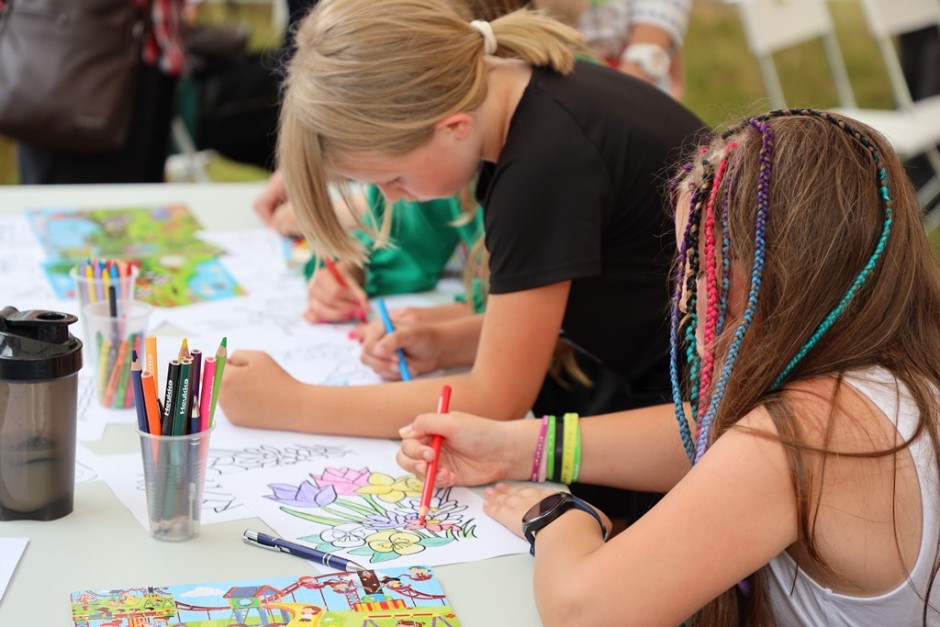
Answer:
top-left (477, 61), bottom-right (706, 391)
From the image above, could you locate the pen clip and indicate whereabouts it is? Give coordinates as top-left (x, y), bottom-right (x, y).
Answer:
top-left (242, 529), bottom-right (286, 553)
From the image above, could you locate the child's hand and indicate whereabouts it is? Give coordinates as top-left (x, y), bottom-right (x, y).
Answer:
top-left (360, 320), bottom-right (443, 379)
top-left (253, 170), bottom-right (304, 238)
top-left (218, 350), bottom-right (299, 428)
top-left (253, 170), bottom-right (287, 226)
top-left (397, 411), bottom-right (519, 487)
top-left (304, 262), bottom-right (368, 324)
top-left (270, 202), bottom-right (303, 239)
top-left (483, 483), bottom-right (612, 540)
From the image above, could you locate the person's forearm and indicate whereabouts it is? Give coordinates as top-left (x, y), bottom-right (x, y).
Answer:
top-left (574, 404), bottom-right (691, 493)
top-left (624, 23), bottom-right (674, 49)
top-left (433, 314), bottom-right (484, 369)
top-left (270, 368), bottom-right (538, 439)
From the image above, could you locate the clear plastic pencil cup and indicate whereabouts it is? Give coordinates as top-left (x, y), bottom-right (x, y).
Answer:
top-left (82, 300), bottom-right (152, 408)
top-left (70, 264), bottom-right (139, 346)
top-left (138, 425), bottom-right (213, 542)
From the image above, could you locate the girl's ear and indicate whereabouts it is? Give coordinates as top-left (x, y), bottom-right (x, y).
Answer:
top-left (435, 112), bottom-right (474, 140)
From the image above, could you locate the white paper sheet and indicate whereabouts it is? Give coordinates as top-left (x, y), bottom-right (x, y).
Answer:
top-left (0, 538), bottom-right (28, 603)
top-left (218, 452), bottom-right (529, 569)
top-left (95, 426), bottom-right (409, 529)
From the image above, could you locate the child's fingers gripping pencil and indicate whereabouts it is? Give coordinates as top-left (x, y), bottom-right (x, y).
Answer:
top-left (324, 257), bottom-right (368, 323)
top-left (376, 297), bottom-right (412, 381)
top-left (418, 384), bottom-right (451, 526)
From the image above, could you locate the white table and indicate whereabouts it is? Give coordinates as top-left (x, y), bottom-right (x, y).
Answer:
top-left (0, 183), bottom-right (542, 626)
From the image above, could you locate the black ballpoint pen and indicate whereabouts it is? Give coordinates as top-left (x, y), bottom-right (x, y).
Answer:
top-left (243, 529), bottom-right (367, 572)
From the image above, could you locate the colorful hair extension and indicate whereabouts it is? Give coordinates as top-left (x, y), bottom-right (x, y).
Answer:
top-left (693, 121), bottom-right (773, 462)
top-left (669, 179), bottom-right (707, 459)
top-left (670, 108), bottom-right (895, 465)
top-left (695, 146), bottom-right (737, 424)
top-left (768, 110), bottom-right (894, 389)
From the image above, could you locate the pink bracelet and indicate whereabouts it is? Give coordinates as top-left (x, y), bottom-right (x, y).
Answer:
top-left (530, 415), bottom-right (549, 482)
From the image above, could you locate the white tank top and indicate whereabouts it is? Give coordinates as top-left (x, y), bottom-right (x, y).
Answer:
top-left (766, 368), bottom-right (940, 625)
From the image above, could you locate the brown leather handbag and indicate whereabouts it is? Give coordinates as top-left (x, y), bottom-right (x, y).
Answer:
top-left (0, 0), bottom-right (149, 154)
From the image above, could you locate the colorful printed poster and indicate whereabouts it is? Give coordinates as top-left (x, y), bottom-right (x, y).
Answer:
top-left (26, 204), bottom-right (223, 261)
top-left (70, 567), bottom-right (461, 626)
top-left (43, 256), bottom-right (245, 307)
top-left (27, 205), bottom-right (246, 307)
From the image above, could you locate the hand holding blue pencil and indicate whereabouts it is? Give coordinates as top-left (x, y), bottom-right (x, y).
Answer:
top-left (375, 298), bottom-right (412, 381)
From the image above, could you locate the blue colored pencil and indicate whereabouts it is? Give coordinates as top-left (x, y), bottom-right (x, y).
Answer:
top-left (376, 298), bottom-right (412, 381)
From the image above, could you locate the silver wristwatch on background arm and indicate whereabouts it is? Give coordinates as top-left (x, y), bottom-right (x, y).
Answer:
top-left (620, 42), bottom-right (672, 81)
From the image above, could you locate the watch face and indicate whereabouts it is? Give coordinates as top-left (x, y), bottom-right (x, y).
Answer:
top-left (523, 492), bottom-right (569, 525)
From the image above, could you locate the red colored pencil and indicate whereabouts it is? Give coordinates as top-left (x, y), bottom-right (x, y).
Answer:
top-left (324, 258), bottom-right (367, 323)
top-left (418, 385), bottom-right (451, 525)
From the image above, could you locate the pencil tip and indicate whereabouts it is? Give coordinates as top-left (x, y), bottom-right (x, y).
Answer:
top-left (221, 336), bottom-right (227, 347)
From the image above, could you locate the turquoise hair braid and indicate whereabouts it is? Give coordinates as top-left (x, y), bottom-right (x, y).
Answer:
top-left (769, 110), bottom-right (894, 389)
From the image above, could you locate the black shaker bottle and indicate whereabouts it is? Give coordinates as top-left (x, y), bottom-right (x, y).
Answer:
top-left (0, 306), bottom-right (83, 520)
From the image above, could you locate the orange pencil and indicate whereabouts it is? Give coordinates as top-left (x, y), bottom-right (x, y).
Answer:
top-left (145, 335), bottom-right (158, 397)
top-left (324, 258), bottom-right (367, 323)
top-left (418, 385), bottom-right (451, 525)
top-left (140, 370), bottom-right (163, 435)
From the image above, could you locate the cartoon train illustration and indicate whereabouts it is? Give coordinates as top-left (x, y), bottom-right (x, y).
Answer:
top-left (70, 571), bottom-right (458, 627)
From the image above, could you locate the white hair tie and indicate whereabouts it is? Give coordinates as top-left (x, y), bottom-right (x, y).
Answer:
top-left (470, 19), bottom-right (497, 55)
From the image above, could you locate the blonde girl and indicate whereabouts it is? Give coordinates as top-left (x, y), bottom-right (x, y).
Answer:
top-left (219, 0), bottom-right (705, 486)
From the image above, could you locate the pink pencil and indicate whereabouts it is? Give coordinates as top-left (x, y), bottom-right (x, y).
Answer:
top-left (199, 356), bottom-right (217, 432)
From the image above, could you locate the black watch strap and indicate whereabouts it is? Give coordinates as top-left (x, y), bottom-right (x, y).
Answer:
top-left (522, 492), bottom-right (608, 556)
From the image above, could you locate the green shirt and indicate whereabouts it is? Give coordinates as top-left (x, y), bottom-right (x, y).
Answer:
top-left (304, 185), bottom-right (485, 311)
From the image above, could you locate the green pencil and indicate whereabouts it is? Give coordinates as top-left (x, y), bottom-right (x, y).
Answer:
top-left (208, 337), bottom-right (227, 426)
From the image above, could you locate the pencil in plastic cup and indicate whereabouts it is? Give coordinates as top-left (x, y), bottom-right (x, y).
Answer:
top-left (82, 299), bottom-right (152, 408)
top-left (70, 261), bottom-right (139, 346)
top-left (138, 424), bottom-right (214, 542)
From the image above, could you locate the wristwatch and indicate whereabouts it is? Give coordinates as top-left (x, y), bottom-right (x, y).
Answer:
top-left (621, 43), bottom-right (672, 82)
top-left (521, 492), bottom-right (609, 555)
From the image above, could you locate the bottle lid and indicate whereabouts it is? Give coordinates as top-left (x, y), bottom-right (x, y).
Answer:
top-left (0, 306), bottom-right (83, 381)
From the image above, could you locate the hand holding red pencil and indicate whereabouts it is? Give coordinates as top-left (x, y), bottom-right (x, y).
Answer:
top-left (417, 385), bottom-right (451, 525)
top-left (304, 258), bottom-right (369, 324)
top-left (398, 400), bottom-right (529, 489)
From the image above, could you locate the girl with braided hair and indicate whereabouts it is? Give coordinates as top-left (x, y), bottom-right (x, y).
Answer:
top-left (398, 110), bottom-right (940, 625)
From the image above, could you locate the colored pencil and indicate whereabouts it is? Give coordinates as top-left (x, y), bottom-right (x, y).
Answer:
top-left (190, 349), bottom-right (203, 400)
top-left (199, 356), bottom-right (217, 433)
top-left (93, 260), bottom-right (104, 302)
top-left (141, 370), bottom-right (162, 436)
top-left (161, 360), bottom-right (181, 436)
top-left (145, 335), bottom-right (159, 399)
top-left (130, 351), bottom-right (148, 431)
top-left (418, 385), bottom-right (451, 525)
top-left (178, 337), bottom-right (191, 361)
top-left (376, 298), bottom-right (412, 381)
top-left (208, 337), bottom-right (227, 425)
top-left (104, 336), bottom-right (129, 407)
top-left (84, 262), bottom-right (97, 303)
top-left (173, 358), bottom-right (193, 436)
top-left (324, 257), bottom-right (367, 323)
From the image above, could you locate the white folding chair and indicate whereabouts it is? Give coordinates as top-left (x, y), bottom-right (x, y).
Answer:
top-left (853, 0), bottom-right (940, 208)
top-left (736, 0), bottom-right (940, 208)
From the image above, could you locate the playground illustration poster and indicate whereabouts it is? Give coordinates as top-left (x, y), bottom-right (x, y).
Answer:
top-left (26, 204), bottom-right (223, 260)
top-left (220, 460), bottom-right (529, 570)
top-left (26, 205), bottom-right (246, 306)
top-left (70, 566), bottom-right (462, 626)
top-left (43, 255), bottom-right (245, 307)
